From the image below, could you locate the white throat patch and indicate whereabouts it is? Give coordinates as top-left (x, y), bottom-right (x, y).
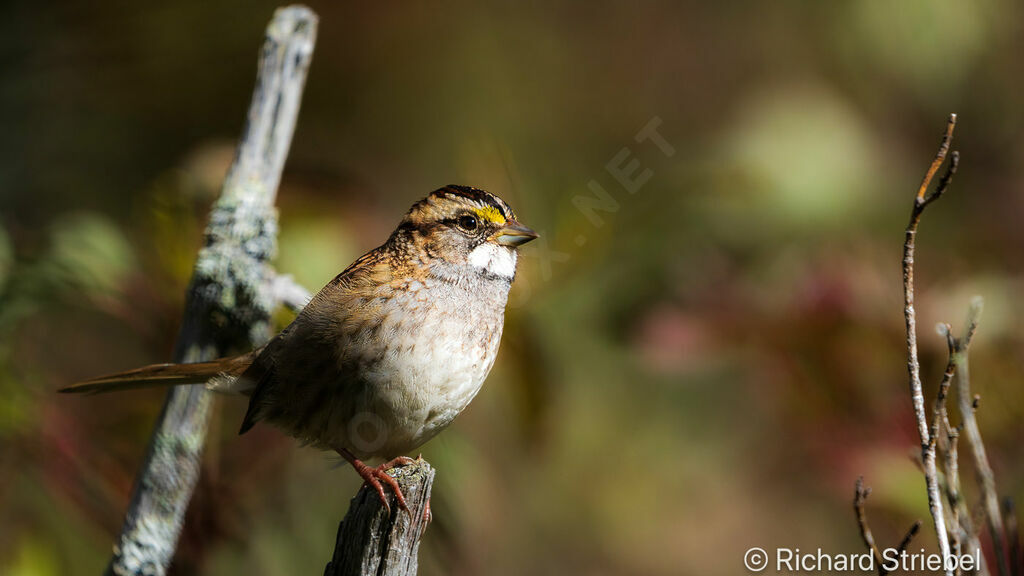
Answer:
top-left (468, 243), bottom-right (517, 279)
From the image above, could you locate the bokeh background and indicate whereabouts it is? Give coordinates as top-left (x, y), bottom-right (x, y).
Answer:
top-left (2, 1), bottom-right (1023, 575)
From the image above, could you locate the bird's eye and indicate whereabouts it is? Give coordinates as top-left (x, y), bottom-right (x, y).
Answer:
top-left (457, 215), bottom-right (479, 231)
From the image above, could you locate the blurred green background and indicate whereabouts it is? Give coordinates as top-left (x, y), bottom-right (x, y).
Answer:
top-left (2, 1), bottom-right (1023, 575)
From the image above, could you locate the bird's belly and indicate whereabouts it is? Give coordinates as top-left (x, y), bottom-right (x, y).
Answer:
top-left (331, 313), bottom-right (502, 460)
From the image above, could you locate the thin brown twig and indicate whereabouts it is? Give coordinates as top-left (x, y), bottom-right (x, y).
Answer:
top-left (903, 113), bottom-right (960, 576)
top-left (855, 477), bottom-right (923, 576)
top-left (855, 477), bottom-right (883, 566)
top-left (931, 324), bottom-right (957, 450)
top-left (921, 151), bottom-right (960, 209)
top-left (916, 115), bottom-right (957, 202)
top-left (898, 521), bottom-right (924, 556)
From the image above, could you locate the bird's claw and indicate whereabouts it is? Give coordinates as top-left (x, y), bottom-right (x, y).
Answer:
top-left (352, 456), bottom-right (417, 516)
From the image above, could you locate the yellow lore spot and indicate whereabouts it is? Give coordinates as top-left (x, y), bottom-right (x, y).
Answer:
top-left (474, 206), bottom-right (506, 224)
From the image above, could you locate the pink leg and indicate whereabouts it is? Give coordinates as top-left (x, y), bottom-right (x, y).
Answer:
top-left (336, 448), bottom-right (416, 515)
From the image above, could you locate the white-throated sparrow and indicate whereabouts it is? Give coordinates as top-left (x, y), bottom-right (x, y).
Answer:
top-left (62, 185), bottom-right (537, 513)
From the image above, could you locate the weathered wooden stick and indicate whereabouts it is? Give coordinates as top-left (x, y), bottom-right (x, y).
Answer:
top-left (105, 6), bottom-right (317, 575)
top-left (324, 460), bottom-right (435, 576)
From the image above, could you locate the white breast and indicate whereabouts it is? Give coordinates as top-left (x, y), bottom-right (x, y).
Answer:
top-left (468, 243), bottom-right (517, 279)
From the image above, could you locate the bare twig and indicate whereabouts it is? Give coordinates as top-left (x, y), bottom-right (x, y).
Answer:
top-left (941, 422), bottom-right (966, 575)
top-left (855, 477), bottom-right (883, 566)
top-left (902, 113), bottom-right (959, 575)
top-left (855, 477), bottom-right (923, 576)
top-left (916, 116), bottom-right (957, 203)
top-left (931, 324), bottom-right (956, 451)
top-left (926, 293), bottom-right (995, 576)
top-left (945, 299), bottom-right (990, 575)
top-left (934, 323), bottom-right (963, 574)
top-left (105, 7), bottom-right (317, 576)
top-left (961, 296), bottom-right (982, 349)
top-left (899, 521), bottom-right (924, 556)
top-left (956, 298), bottom-right (1010, 576)
top-left (324, 459), bottom-right (434, 576)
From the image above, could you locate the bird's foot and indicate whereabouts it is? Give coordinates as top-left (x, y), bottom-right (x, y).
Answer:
top-left (350, 455), bottom-right (416, 516)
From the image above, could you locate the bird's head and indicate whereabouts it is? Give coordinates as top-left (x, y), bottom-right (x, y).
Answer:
top-left (395, 185), bottom-right (538, 281)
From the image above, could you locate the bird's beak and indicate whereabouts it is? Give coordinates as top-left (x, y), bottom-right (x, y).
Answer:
top-left (493, 222), bottom-right (539, 247)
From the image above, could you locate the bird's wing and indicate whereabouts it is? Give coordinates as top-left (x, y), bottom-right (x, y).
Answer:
top-left (237, 247), bottom-right (394, 435)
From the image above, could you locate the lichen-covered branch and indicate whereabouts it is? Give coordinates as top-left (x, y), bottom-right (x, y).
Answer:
top-left (324, 460), bottom-right (435, 576)
top-left (105, 7), bottom-right (317, 575)
top-left (271, 273), bottom-right (313, 314)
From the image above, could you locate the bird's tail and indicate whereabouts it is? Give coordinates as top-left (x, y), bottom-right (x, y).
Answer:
top-left (59, 352), bottom-right (256, 396)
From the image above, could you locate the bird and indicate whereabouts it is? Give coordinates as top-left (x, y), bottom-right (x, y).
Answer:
top-left (61, 185), bottom-right (537, 515)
